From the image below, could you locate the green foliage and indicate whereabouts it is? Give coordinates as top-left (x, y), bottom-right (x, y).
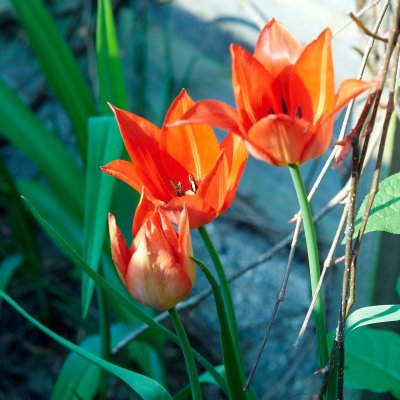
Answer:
top-left (0, 255), bottom-right (22, 314)
top-left (354, 172), bottom-right (400, 236)
top-left (0, 290), bottom-right (173, 400)
top-left (345, 327), bottom-right (400, 398)
top-left (82, 116), bottom-right (123, 316)
top-left (0, 78), bottom-right (84, 218)
top-left (10, 0), bottom-right (97, 157)
top-left (96, 0), bottom-right (129, 114)
top-left (346, 305), bottom-right (400, 332)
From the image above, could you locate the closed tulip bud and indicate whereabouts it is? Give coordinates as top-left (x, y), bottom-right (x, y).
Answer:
top-left (108, 203), bottom-right (195, 311)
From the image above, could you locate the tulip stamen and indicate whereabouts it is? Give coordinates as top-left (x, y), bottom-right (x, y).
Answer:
top-left (169, 179), bottom-right (185, 197)
top-left (188, 174), bottom-right (198, 193)
top-left (295, 106), bottom-right (302, 119)
top-left (281, 98), bottom-right (288, 114)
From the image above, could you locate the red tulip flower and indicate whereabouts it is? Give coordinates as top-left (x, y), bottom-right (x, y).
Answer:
top-left (102, 89), bottom-right (247, 229)
top-left (108, 196), bottom-right (195, 311)
top-left (174, 19), bottom-right (373, 166)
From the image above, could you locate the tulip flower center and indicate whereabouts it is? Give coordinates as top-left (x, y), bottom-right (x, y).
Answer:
top-left (170, 174), bottom-right (198, 197)
top-left (276, 98), bottom-right (302, 119)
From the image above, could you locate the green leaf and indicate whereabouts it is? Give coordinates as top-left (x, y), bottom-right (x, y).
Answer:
top-left (19, 181), bottom-right (82, 253)
top-left (354, 172), bottom-right (400, 236)
top-left (0, 78), bottom-right (84, 218)
top-left (82, 116), bottom-right (123, 316)
top-left (0, 290), bottom-right (172, 400)
top-left (193, 257), bottom-right (246, 400)
top-left (396, 276), bottom-right (400, 298)
top-left (174, 365), bottom-right (226, 400)
top-left (0, 255), bottom-right (22, 314)
top-left (96, 0), bottom-right (129, 114)
top-left (22, 196), bottom-right (227, 391)
top-left (345, 327), bottom-right (400, 398)
top-left (52, 323), bottom-right (137, 400)
top-left (346, 305), bottom-right (400, 332)
top-left (10, 0), bottom-right (97, 156)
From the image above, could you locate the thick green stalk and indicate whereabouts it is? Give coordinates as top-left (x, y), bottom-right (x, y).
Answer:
top-left (168, 307), bottom-right (202, 400)
top-left (288, 164), bottom-right (328, 367)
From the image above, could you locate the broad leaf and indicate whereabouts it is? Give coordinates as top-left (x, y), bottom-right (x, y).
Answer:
top-left (0, 291), bottom-right (172, 400)
top-left (346, 305), bottom-right (400, 332)
top-left (354, 172), bottom-right (400, 236)
top-left (82, 116), bottom-right (123, 316)
top-left (345, 327), bottom-right (400, 398)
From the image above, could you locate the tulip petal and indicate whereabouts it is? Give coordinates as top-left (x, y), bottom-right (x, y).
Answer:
top-left (254, 19), bottom-right (303, 77)
top-left (162, 90), bottom-right (220, 181)
top-left (333, 78), bottom-right (374, 115)
top-left (290, 29), bottom-right (335, 123)
top-left (231, 44), bottom-right (279, 127)
top-left (110, 106), bottom-right (174, 199)
top-left (102, 160), bottom-right (173, 202)
top-left (177, 206), bottom-right (195, 283)
top-left (219, 133), bottom-right (248, 213)
top-left (108, 213), bottom-right (131, 281)
top-left (127, 221), bottom-right (192, 310)
top-left (172, 97), bottom-right (242, 135)
top-left (247, 115), bottom-right (318, 165)
top-left (196, 151), bottom-right (229, 215)
top-left (132, 188), bottom-right (158, 236)
top-left (166, 195), bottom-right (216, 229)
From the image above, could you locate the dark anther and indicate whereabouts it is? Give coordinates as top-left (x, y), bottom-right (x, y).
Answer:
top-left (295, 106), bottom-right (302, 119)
top-left (268, 107), bottom-right (274, 115)
top-left (169, 179), bottom-right (185, 197)
top-left (281, 98), bottom-right (288, 114)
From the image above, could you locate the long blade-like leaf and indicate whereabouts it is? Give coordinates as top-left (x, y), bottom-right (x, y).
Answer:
top-left (0, 78), bottom-right (84, 218)
top-left (10, 0), bottom-right (97, 156)
top-left (0, 290), bottom-right (172, 400)
top-left (82, 116), bottom-right (123, 316)
top-left (96, 0), bottom-right (129, 114)
top-left (346, 305), bottom-right (400, 332)
top-left (22, 196), bottom-right (227, 392)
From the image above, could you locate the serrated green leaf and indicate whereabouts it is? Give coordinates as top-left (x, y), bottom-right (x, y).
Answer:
top-left (354, 172), bottom-right (400, 236)
top-left (0, 78), bottom-right (84, 218)
top-left (81, 116), bottom-right (123, 316)
top-left (0, 255), bottom-right (22, 314)
top-left (10, 0), bottom-right (97, 156)
top-left (345, 327), bottom-right (400, 397)
top-left (96, 0), bottom-right (129, 114)
top-left (346, 305), bottom-right (400, 332)
top-left (0, 291), bottom-right (172, 400)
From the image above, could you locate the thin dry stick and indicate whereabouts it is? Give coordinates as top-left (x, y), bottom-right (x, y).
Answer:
top-left (336, 7), bottom-right (399, 397)
top-left (346, 37), bottom-right (400, 315)
top-left (292, 0), bottom-right (391, 352)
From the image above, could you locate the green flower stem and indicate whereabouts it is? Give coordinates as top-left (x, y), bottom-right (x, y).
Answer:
top-left (288, 164), bottom-right (328, 367)
top-left (168, 307), bottom-right (202, 400)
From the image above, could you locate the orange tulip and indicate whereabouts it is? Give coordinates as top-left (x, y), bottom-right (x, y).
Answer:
top-left (108, 197), bottom-right (195, 311)
top-left (174, 19), bottom-right (373, 166)
top-left (102, 89), bottom-right (247, 229)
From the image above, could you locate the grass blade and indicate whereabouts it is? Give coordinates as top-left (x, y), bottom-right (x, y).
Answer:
top-left (96, 0), bottom-right (129, 114)
top-left (10, 0), bottom-right (97, 156)
top-left (82, 116), bottom-right (123, 316)
top-left (0, 78), bottom-right (84, 218)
